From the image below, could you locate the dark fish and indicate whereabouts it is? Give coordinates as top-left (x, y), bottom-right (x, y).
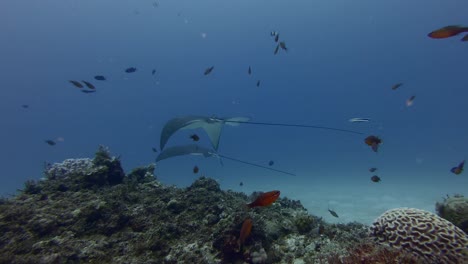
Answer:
top-left (239, 218), bottom-right (253, 248)
top-left (275, 34), bottom-right (279, 42)
top-left (193, 166), bottom-right (199, 174)
top-left (371, 175), bottom-right (381, 182)
top-left (428, 25), bottom-right (468, 39)
top-left (369, 167), bottom-right (377, 173)
top-left (190, 134), bottom-right (200, 141)
top-left (204, 66), bottom-right (214, 75)
top-left (94, 75), bottom-right (106, 81)
top-left (125, 67), bottom-right (137, 73)
top-left (81, 90), bottom-right (96, 94)
top-left (451, 160), bottom-right (465, 175)
top-left (256, 80), bottom-right (260, 87)
top-left (45, 140), bottom-right (56, 146)
top-left (268, 160), bottom-right (274, 166)
top-left (462, 34), bottom-right (468, 41)
top-left (152, 147), bottom-right (158, 153)
top-left (82, 81), bottom-right (95, 90)
top-left (391, 83), bottom-right (403, 90)
top-left (239, 182), bottom-right (243, 186)
top-left (270, 31), bottom-right (278, 37)
top-left (248, 66), bottom-right (252, 75)
top-left (274, 44), bottom-right (280, 55)
top-left (406, 95), bottom-right (416, 107)
top-left (22, 105), bottom-right (29, 109)
top-left (365, 135), bottom-right (382, 153)
top-left (328, 206), bottom-right (339, 218)
top-left (152, 69), bottom-right (156, 75)
top-left (279, 41), bottom-right (288, 51)
top-left (247, 190), bottom-right (280, 208)
top-left (69, 80), bottom-right (83, 88)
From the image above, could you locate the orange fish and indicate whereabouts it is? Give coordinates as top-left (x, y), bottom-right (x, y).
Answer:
top-left (365, 135), bottom-right (382, 152)
top-left (451, 160), bottom-right (465, 175)
top-left (428, 25), bottom-right (468, 40)
top-left (247, 190), bottom-right (280, 208)
top-left (239, 218), bottom-right (253, 248)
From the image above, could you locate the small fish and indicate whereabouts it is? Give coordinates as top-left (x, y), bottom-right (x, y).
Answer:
top-left (279, 41), bottom-right (288, 51)
top-left (365, 135), bottom-right (382, 153)
top-left (21, 105), bottom-right (29, 109)
top-left (349, 118), bottom-right (370, 123)
top-left (268, 160), bottom-right (274, 166)
top-left (239, 218), bottom-right (253, 248)
top-left (81, 90), bottom-right (96, 94)
top-left (328, 206), bottom-right (339, 218)
top-left (256, 80), bottom-right (261, 87)
top-left (82, 81), bottom-right (95, 90)
top-left (152, 147), bottom-right (158, 153)
top-left (193, 166), bottom-right (199, 174)
top-left (248, 66), bottom-right (252, 75)
top-left (45, 140), bottom-right (56, 146)
top-left (247, 190), bottom-right (280, 208)
top-left (275, 34), bottom-right (279, 42)
top-left (69, 80), bottom-right (83, 88)
top-left (204, 66), bottom-right (214, 75)
top-left (270, 31), bottom-right (278, 37)
top-left (274, 44), bottom-right (280, 55)
top-left (125, 67), bottom-right (137, 73)
top-left (369, 167), bottom-right (377, 173)
top-left (152, 69), bottom-right (156, 75)
top-left (239, 182), bottom-right (243, 186)
top-left (451, 160), bottom-right (465, 175)
top-left (428, 25), bottom-right (468, 40)
top-left (94, 75), bottom-right (106, 81)
top-left (371, 175), bottom-right (381, 182)
top-left (462, 34), bottom-right (468, 41)
top-left (391, 83), bottom-right (403, 90)
top-left (406, 95), bottom-right (416, 107)
top-left (190, 134), bottom-right (200, 141)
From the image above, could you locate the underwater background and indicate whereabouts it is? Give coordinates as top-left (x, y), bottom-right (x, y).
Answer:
top-left (1, 0), bottom-right (468, 225)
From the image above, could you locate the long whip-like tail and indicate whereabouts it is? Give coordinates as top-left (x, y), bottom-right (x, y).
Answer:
top-left (218, 154), bottom-right (296, 176)
top-left (223, 120), bottom-right (363, 135)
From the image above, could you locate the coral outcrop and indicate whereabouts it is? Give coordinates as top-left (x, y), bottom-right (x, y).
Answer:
top-left (369, 207), bottom-right (468, 264)
top-left (3, 147), bottom-right (463, 263)
top-left (436, 194), bottom-right (468, 234)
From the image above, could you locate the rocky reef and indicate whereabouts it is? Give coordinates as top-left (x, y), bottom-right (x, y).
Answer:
top-left (0, 146), bottom-right (466, 263)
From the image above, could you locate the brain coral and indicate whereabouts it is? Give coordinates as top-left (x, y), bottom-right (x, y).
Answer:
top-left (369, 207), bottom-right (468, 264)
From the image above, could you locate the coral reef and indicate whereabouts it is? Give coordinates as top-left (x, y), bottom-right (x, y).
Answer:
top-left (436, 194), bottom-right (468, 234)
top-left (3, 147), bottom-right (466, 263)
top-left (369, 207), bottom-right (468, 264)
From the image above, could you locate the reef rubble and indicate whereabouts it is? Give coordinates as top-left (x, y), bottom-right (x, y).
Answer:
top-left (0, 146), bottom-right (466, 263)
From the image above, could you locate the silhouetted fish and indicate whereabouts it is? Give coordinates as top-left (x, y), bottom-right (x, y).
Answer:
top-left (240, 182), bottom-right (243, 186)
top-left (45, 140), bottom-right (56, 146)
top-left (269, 160), bottom-right (274, 166)
top-left (125, 67), bottom-right (137, 73)
top-left (248, 66), bottom-right (251, 75)
top-left (152, 147), bottom-right (158, 153)
top-left (328, 206), bottom-right (339, 218)
top-left (69, 80), bottom-right (83, 88)
top-left (365, 135), bottom-right (382, 152)
top-left (451, 160), bottom-right (465, 175)
top-left (204, 66), bottom-right (214, 75)
top-left (82, 81), bottom-right (95, 90)
top-left (428, 25), bottom-right (468, 40)
top-left (275, 34), bottom-right (279, 42)
top-left (274, 44), bottom-right (280, 55)
top-left (391, 83), bottom-right (403, 90)
top-left (406, 95), bottom-right (416, 107)
top-left (94, 75), bottom-right (106, 81)
top-left (152, 69), bottom-right (156, 75)
top-left (256, 80), bottom-right (261, 87)
top-left (81, 90), bottom-right (96, 94)
top-left (279, 41), bottom-right (288, 51)
top-left (193, 166), bottom-right (199, 174)
top-left (190, 134), bottom-right (200, 141)
top-left (369, 167), bottom-right (377, 173)
top-left (371, 175), bottom-right (381, 182)
top-left (22, 105), bottom-right (29, 109)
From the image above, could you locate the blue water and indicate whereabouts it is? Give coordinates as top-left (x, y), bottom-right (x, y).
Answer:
top-left (1, 0), bottom-right (467, 215)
